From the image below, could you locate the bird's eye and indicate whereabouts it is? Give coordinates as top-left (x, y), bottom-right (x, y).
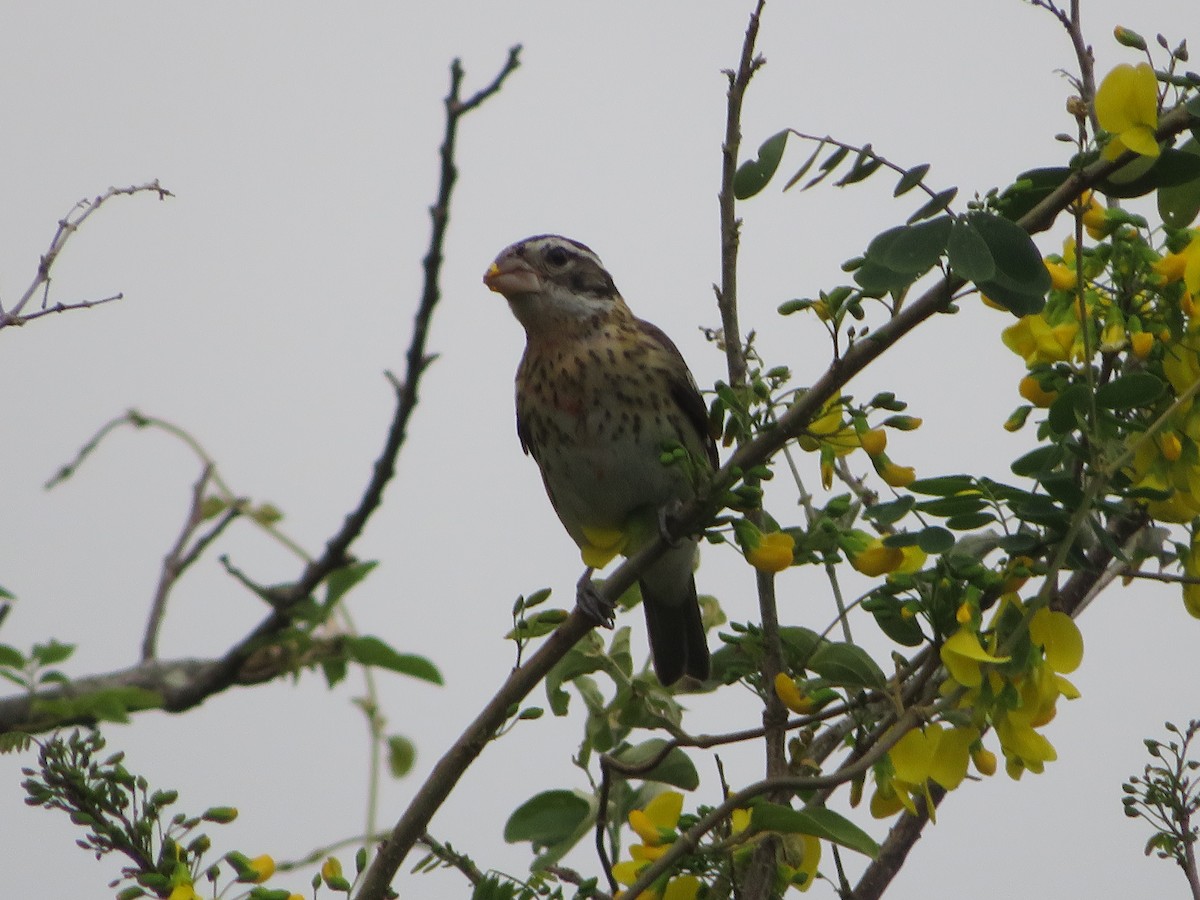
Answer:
top-left (544, 245), bottom-right (571, 268)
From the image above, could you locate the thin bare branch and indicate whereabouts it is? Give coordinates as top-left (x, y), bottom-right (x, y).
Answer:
top-left (1, 181), bottom-right (172, 328)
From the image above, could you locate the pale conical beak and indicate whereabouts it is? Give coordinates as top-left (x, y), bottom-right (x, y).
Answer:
top-left (483, 258), bottom-right (542, 297)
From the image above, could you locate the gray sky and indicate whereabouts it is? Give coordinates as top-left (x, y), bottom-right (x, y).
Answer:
top-left (2, 1), bottom-right (1197, 897)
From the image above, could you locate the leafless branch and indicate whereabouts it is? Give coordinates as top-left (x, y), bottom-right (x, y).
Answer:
top-left (0, 181), bottom-right (172, 329)
top-left (141, 465), bottom-right (241, 661)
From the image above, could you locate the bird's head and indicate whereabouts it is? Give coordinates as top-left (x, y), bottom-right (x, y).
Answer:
top-left (484, 234), bottom-right (624, 333)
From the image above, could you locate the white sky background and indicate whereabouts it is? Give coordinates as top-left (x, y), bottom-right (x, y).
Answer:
top-left (2, 1), bottom-right (1198, 897)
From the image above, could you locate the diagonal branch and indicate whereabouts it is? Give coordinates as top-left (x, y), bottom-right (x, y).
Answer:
top-left (354, 88), bottom-right (1197, 900)
top-left (2, 49), bottom-right (523, 735)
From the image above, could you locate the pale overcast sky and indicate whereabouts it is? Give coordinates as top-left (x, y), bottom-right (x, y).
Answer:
top-left (2, 2), bottom-right (1197, 898)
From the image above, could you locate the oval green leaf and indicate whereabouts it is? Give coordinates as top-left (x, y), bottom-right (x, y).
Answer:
top-left (1095, 372), bottom-right (1166, 410)
top-left (612, 739), bottom-right (700, 790)
top-left (807, 642), bottom-right (886, 690)
top-left (917, 526), bottom-right (955, 554)
top-left (734, 130), bottom-right (790, 200)
top-left (946, 218), bottom-right (996, 283)
top-left (749, 802), bottom-right (880, 858)
top-left (1011, 444), bottom-right (1064, 478)
top-left (504, 790), bottom-right (592, 846)
top-left (881, 216), bottom-right (953, 273)
top-left (343, 636), bottom-right (443, 684)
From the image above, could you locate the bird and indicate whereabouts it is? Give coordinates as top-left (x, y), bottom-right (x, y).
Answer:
top-left (483, 234), bottom-right (716, 684)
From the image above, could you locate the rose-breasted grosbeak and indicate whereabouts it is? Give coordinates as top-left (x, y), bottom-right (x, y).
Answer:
top-left (484, 234), bottom-right (715, 684)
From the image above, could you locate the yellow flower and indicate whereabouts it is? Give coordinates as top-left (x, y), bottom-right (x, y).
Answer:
top-left (1019, 375), bottom-right (1058, 408)
top-left (848, 537), bottom-right (904, 577)
top-left (321, 857), bottom-right (343, 883)
top-left (1095, 62), bottom-right (1160, 159)
top-left (878, 459), bottom-right (916, 488)
top-left (1028, 608), bottom-right (1083, 673)
top-left (1159, 431), bottom-right (1183, 462)
top-left (613, 792), bottom-right (695, 900)
top-left (780, 834), bottom-right (822, 892)
top-left (860, 428), bottom-right (887, 457)
top-left (1044, 260), bottom-right (1076, 292)
top-left (971, 745), bottom-right (998, 776)
top-left (247, 854), bottom-right (276, 884)
top-left (1080, 191), bottom-right (1109, 239)
top-left (875, 724), bottom-right (978, 820)
top-left (774, 672), bottom-right (814, 714)
top-left (1182, 532), bottom-right (1200, 618)
top-left (168, 885), bottom-right (201, 900)
top-left (747, 531), bottom-right (796, 573)
top-left (940, 628), bottom-right (1011, 688)
top-left (662, 875), bottom-right (700, 900)
top-left (1002, 315), bottom-right (1078, 365)
top-left (1130, 331), bottom-right (1154, 359)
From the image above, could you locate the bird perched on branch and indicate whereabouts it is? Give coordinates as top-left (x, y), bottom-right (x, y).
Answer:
top-left (484, 234), bottom-right (715, 684)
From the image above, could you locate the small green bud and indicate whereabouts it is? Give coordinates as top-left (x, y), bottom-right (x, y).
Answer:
top-left (1114, 25), bottom-right (1147, 51)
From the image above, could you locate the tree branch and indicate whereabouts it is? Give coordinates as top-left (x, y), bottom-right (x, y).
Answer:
top-left (0, 181), bottom-right (173, 328)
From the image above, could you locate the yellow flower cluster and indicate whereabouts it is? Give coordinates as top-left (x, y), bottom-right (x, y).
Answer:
top-left (799, 396), bottom-right (918, 489)
top-left (942, 598), bottom-right (1082, 780)
top-left (611, 792), bottom-right (701, 900)
top-left (868, 595), bottom-right (1084, 819)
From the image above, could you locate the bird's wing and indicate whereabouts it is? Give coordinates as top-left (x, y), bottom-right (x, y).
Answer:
top-left (637, 318), bottom-right (719, 469)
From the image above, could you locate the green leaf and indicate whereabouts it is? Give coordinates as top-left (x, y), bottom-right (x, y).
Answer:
top-left (801, 145), bottom-right (851, 190)
top-left (868, 602), bottom-right (925, 646)
top-left (508, 608), bottom-right (570, 640)
top-left (864, 496), bottom-right (915, 526)
top-left (503, 790), bottom-right (592, 846)
top-left (1158, 138), bottom-right (1200, 228)
top-left (31, 639), bottom-right (75, 667)
top-left (995, 167), bottom-right (1071, 222)
top-left (323, 560), bottom-right (378, 609)
top-left (807, 642), bottom-right (886, 690)
top-left (914, 495), bottom-right (986, 518)
top-left (1101, 147), bottom-right (1200, 198)
top-left (611, 739), bottom-right (700, 790)
top-left (779, 626), bottom-right (829, 664)
top-left (343, 636), bottom-right (442, 684)
top-left (1095, 372), bottom-right (1166, 410)
top-left (853, 259), bottom-right (916, 297)
top-left (836, 144), bottom-right (884, 186)
top-left (907, 474), bottom-right (977, 496)
top-left (893, 163), bottom-right (931, 197)
top-left (880, 216), bottom-right (953, 274)
top-left (945, 511), bottom-right (998, 530)
top-left (946, 218), bottom-right (996, 283)
top-left (1011, 444), bottom-right (1064, 478)
top-left (917, 526), bottom-right (955, 554)
top-left (968, 211), bottom-right (1051, 295)
top-left (734, 130), bottom-right (789, 199)
top-left (907, 187), bottom-right (957, 223)
top-left (783, 140), bottom-right (827, 191)
top-left (1047, 382), bottom-right (1091, 434)
top-left (387, 734), bottom-right (416, 778)
top-left (0, 644), bottom-right (25, 669)
top-left (749, 802), bottom-right (880, 857)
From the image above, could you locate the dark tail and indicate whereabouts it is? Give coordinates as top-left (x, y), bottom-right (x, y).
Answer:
top-left (640, 576), bottom-right (710, 685)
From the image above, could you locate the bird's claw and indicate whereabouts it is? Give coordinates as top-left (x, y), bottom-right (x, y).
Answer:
top-left (658, 500), bottom-right (686, 548)
top-left (576, 569), bottom-right (615, 628)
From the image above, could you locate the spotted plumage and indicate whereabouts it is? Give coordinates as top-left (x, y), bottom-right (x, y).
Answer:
top-left (484, 235), bottom-right (715, 684)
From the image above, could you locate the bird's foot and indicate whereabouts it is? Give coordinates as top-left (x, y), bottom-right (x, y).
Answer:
top-left (576, 568), bottom-right (615, 628)
top-left (657, 500), bottom-right (686, 547)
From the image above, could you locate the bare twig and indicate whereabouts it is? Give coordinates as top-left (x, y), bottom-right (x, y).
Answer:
top-left (352, 44), bottom-right (523, 900)
top-left (142, 465), bottom-right (242, 660)
top-left (0, 181), bottom-right (172, 328)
